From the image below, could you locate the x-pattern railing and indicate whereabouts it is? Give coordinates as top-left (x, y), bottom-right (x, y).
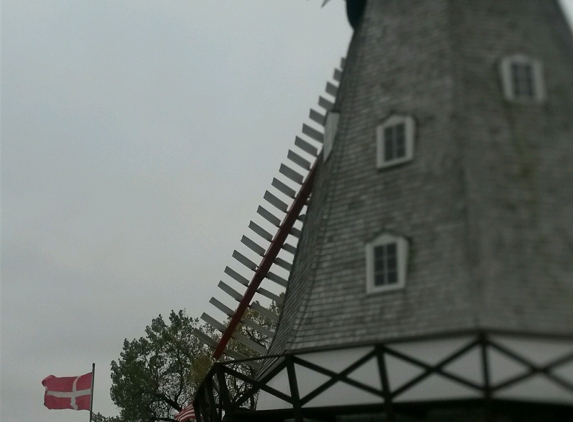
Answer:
top-left (193, 332), bottom-right (573, 422)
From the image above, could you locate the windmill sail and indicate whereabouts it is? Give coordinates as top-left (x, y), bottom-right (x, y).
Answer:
top-left (193, 61), bottom-right (344, 361)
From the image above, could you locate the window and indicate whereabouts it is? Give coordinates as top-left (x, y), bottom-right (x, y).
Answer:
top-left (511, 62), bottom-right (534, 98)
top-left (376, 115), bottom-right (415, 169)
top-left (500, 55), bottom-right (546, 103)
top-left (323, 111), bottom-right (340, 162)
top-left (366, 233), bottom-right (408, 293)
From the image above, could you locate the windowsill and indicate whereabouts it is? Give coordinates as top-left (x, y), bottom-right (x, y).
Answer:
top-left (504, 96), bottom-right (546, 105)
top-left (366, 282), bottom-right (406, 295)
top-left (376, 157), bottom-right (413, 171)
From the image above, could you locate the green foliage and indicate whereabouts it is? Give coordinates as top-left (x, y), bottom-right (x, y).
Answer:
top-left (226, 304), bottom-right (277, 359)
top-left (92, 412), bottom-right (123, 422)
top-left (110, 310), bottom-right (214, 422)
top-left (219, 303), bottom-right (280, 409)
top-left (109, 301), bottom-right (281, 419)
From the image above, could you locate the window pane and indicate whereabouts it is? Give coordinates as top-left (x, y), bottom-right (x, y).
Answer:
top-left (515, 65), bottom-right (526, 95)
top-left (387, 271), bottom-right (397, 284)
top-left (382, 124), bottom-right (408, 162)
top-left (524, 65), bottom-right (534, 97)
top-left (386, 243), bottom-right (396, 256)
top-left (385, 138), bottom-right (394, 161)
top-left (387, 256), bottom-right (397, 270)
top-left (374, 246), bottom-right (385, 275)
top-left (384, 127), bottom-right (394, 161)
top-left (384, 127), bottom-right (394, 141)
top-left (511, 62), bottom-right (535, 99)
top-left (396, 136), bottom-right (406, 158)
top-left (512, 63), bottom-right (523, 96)
top-left (375, 274), bottom-right (385, 286)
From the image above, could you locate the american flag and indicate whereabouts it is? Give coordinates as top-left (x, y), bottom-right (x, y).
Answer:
top-left (175, 403), bottom-right (195, 421)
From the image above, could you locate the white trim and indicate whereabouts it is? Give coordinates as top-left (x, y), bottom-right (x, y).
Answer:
top-left (45, 389), bottom-right (91, 398)
top-left (323, 112), bottom-right (340, 162)
top-left (365, 233), bottom-right (408, 294)
top-left (499, 54), bottom-right (546, 103)
top-left (376, 115), bottom-right (415, 169)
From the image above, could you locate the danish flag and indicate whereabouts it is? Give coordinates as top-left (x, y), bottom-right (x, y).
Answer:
top-left (42, 372), bottom-right (93, 411)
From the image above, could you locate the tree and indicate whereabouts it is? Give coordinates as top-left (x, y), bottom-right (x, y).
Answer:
top-left (110, 310), bottom-right (214, 422)
top-left (109, 303), bottom-right (280, 421)
top-left (226, 302), bottom-right (278, 359)
top-left (92, 412), bottom-right (123, 422)
top-left (213, 302), bottom-right (280, 410)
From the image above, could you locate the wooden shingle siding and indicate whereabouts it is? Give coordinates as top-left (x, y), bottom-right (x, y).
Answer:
top-left (267, 0), bottom-right (573, 357)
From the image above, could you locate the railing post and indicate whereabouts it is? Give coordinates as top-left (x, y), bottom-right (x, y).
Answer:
top-left (205, 372), bottom-right (219, 422)
top-left (216, 365), bottom-right (233, 422)
top-left (479, 332), bottom-right (493, 422)
top-left (286, 355), bottom-right (303, 422)
top-left (376, 346), bottom-right (395, 422)
top-left (194, 392), bottom-right (204, 422)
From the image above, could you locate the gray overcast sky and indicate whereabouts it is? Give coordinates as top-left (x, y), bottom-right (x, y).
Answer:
top-left (2, 2), bottom-right (573, 422)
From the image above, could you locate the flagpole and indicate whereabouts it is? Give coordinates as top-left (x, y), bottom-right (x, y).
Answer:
top-left (89, 363), bottom-right (95, 422)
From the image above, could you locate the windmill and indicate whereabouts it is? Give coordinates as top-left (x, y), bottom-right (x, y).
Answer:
top-left (192, 1), bottom-right (573, 421)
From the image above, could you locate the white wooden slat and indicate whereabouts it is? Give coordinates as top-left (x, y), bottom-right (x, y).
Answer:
top-left (266, 271), bottom-right (288, 287)
top-left (225, 266), bottom-right (249, 286)
top-left (210, 297), bottom-right (234, 317)
top-left (206, 301), bottom-right (274, 339)
top-left (279, 164), bottom-right (304, 184)
top-left (318, 96), bottom-right (334, 112)
top-left (193, 328), bottom-right (219, 349)
top-left (249, 221), bottom-right (274, 242)
top-left (282, 243), bottom-right (297, 255)
top-left (302, 124), bottom-right (324, 143)
top-left (218, 281), bottom-right (243, 301)
top-left (290, 227), bottom-right (302, 238)
top-left (257, 287), bottom-right (284, 304)
top-left (201, 312), bottom-right (227, 332)
top-left (234, 334), bottom-right (267, 355)
top-left (288, 150), bottom-right (312, 170)
top-left (202, 313), bottom-right (266, 355)
top-left (309, 109), bottom-right (326, 126)
top-left (241, 235), bottom-right (266, 256)
top-left (272, 178), bottom-right (296, 199)
top-left (295, 136), bottom-right (319, 157)
top-left (241, 320), bottom-right (274, 338)
top-left (274, 257), bottom-right (293, 272)
top-left (264, 190), bottom-right (289, 213)
top-left (257, 206), bottom-right (281, 227)
top-left (326, 82), bottom-right (338, 97)
top-left (250, 302), bottom-right (279, 323)
top-left (333, 68), bottom-right (343, 82)
top-left (233, 250), bottom-right (258, 271)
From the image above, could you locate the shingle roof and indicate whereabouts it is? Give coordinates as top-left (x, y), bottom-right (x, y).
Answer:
top-left (268, 0), bottom-right (573, 356)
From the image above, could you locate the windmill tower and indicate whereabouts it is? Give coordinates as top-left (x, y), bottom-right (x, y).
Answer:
top-left (193, 0), bottom-right (573, 421)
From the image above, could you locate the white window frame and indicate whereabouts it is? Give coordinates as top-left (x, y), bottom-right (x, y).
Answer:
top-left (376, 115), bottom-right (415, 169)
top-left (365, 233), bottom-right (408, 294)
top-left (323, 111), bottom-right (340, 162)
top-left (499, 54), bottom-right (546, 103)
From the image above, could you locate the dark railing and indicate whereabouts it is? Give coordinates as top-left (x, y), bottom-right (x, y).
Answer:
top-left (193, 331), bottom-right (573, 422)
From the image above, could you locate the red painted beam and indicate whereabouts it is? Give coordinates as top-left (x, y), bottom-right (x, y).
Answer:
top-left (213, 161), bottom-right (318, 359)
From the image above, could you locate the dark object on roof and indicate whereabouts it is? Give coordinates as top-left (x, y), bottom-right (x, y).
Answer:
top-left (346, 0), bottom-right (367, 29)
